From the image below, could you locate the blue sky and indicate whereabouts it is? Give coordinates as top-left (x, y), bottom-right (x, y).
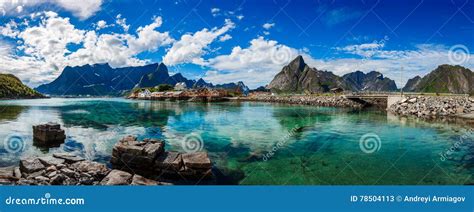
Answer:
top-left (0, 0), bottom-right (473, 88)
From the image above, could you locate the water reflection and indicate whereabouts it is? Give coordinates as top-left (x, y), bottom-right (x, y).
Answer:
top-left (0, 98), bottom-right (471, 184)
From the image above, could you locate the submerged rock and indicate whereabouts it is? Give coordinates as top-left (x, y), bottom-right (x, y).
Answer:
top-left (32, 123), bottom-right (66, 146)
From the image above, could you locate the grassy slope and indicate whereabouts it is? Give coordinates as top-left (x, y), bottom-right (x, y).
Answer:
top-left (0, 74), bottom-right (44, 99)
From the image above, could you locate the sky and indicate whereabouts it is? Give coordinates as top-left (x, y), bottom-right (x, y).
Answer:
top-left (0, 0), bottom-right (473, 89)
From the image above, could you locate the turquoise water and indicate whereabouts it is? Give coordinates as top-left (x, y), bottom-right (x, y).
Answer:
top-left (0, 98), bottom-right (472, 185)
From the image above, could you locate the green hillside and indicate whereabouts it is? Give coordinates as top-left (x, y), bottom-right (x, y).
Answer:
top-left (0, 74), bottom-right (44, 99)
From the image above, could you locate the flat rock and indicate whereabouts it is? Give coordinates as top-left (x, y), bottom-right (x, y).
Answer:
top-left (70, 161), bottom-right (110, 178)
top-left (38, 156), bottom-right (65, 166)
top-left (53, 153), bottom-right (85, 163)
top-left (182, 152), bottom-right (212, 169)
top-left (60, 168), bottom-right (75, 177)
top-left (100, 170), bottom-right (132, 185)
top-left (156, 151), bottom-right (182, 170)
top-left (20, 158), bottom-right (45, 174)
top-left (131, 174), bottom-right (159, 185)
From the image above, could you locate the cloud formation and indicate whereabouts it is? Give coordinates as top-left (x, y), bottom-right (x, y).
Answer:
top-left (162, 19), bottom-right (235, 66)
top-left (0, 0), bottom-right (103, 20)
top-left (0, 12), bottom-right (174, 86)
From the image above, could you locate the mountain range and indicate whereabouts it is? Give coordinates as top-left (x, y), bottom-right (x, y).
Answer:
top-left (0, 74), bottom-right (44, 99)
top-left (268, 56), bottom-right (398, 93)
top-left (36, 63), bottom-right (249, 96)
top-left (33, 55), bottom-right (474, 96)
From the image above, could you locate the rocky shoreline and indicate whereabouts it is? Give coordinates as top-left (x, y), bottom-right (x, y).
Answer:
top-left (237, 94), bottom-right (474, 120)
top-left (235, 95), bottom-right (363, 108)
top-left (0, 135), bottom-right (214, 185)
top-left (388, 96), bottom-right (473, 119)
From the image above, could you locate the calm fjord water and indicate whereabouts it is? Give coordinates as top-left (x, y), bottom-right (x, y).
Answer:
top-left (0, 98), bottom-right (472, 185)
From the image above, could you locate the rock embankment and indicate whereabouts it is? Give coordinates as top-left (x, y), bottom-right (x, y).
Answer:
top-left (236, 95), bottom-right (362, 108)
top-left (388, 96), bottom-right (473, 118)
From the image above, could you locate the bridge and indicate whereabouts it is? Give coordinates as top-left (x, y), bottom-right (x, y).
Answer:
top-left (342, 93), bottom-right (404, 109)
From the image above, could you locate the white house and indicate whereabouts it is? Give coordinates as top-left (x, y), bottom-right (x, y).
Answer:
top-left (174, 82), bottom-right (187, 91)
top-left (139, 89), bottom-right (151, 98)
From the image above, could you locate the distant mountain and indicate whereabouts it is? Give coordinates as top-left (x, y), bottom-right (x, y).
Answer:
top-left (402, 76), bottom-right (421, 92)
top-left (36, 63), bottom-right (160, 96)
top-left (215, 81), bottom-right (250, 95)
top-left (0, 74), bottom-right (44, 99)
top-left (403, 64), bottom-right (473, 94)
top-left (251, 86), bottom-right (270, 92)
top-left (193, 78), bottom-right (213, 88)
top-left (136, 63), bottom-right (169, 88)
top-left (36, 62), bottom-right (249, 96)
top-left (268, 55), bottom-right (349, 93)
top-left (342, 71), bottom-right (398, 92)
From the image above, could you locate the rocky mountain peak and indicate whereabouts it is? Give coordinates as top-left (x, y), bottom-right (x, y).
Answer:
top-left (288, 55), bottom-right (306, 72)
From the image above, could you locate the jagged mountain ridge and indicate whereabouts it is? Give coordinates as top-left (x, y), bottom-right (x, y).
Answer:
top-left (268, 56), bottom-right (350, 93)
top-left (268, 55), bottom-right (399, 93)
top-left (36, 63), bottom-right (249, 96)
top-left (342, 70), bottom-right (398, 92)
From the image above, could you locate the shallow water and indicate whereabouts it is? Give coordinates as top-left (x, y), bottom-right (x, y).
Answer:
top-left (0, 98), bottom-right (472, 185)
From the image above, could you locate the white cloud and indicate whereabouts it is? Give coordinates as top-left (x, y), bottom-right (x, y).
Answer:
top-left (0, 12), bottom-right (174, 86)
top-left (0, 20), bottom-right (20, 38)
top-left (204, 36), bottom-right (299, 88)
top-left (237, 15), bottom-right (244, 20)
top-left (0, 0), bottom-right (103, 20)
top-left (219, 34), bottom-right (232, 42)
top-left (95, 20), bottom-right (110, 30)
top-left (53, 0), bottom-right (103, 20)
top-left (163, 19), bottom-right (235, 66)
top-left (116, 14), bottom-right (130, 32)
top-left (262, 22), bottom-right (275, 30)
top-left (211, 8), bottom-right (220, 16)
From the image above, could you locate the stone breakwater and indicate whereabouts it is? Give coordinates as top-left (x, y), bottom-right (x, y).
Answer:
top-left (236, 95), bottom-right (363, 108)
top-left (388, 96), bottom-right (474, 118)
